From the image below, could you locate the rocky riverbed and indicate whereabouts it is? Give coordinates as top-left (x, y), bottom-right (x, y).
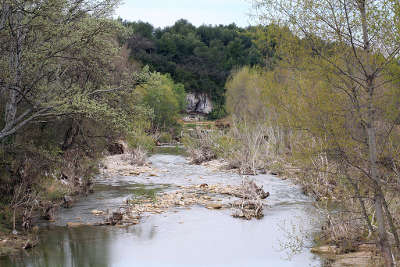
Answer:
top-left (0, 152), bottom-right (322, 267)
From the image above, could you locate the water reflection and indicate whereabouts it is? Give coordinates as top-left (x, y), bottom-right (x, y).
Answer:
top-left (1, 207), bottom-right (321, 267)
top-left (3, 226), bottom-right (112, 267)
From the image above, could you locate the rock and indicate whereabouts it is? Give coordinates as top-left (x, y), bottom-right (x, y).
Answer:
top-left (186, 93), bottom-right (213, 114)
top-left (91, 209), bottom-right (104, 215)
top-left (332, 251), bottom-right (376, 267)
top-left (66, 222), bottom-right (85, 228)
top-left (311, 245), bottom-right (339, 254)
top-left (149, 173), bottom-right (158, 177)
top-left (259, 191), bottom-right (270, 199)
top-left (312, 244), bottom-right (378, 267)
top-left (200, 183), bottom-right (208, 188)
top-left (206, 203), bottom-right (223, 209)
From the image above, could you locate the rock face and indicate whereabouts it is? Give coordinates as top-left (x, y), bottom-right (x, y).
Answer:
top-left (186, 93), bottom-right (213, 114)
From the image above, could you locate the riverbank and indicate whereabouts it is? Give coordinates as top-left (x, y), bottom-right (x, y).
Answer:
top-left (97, 151), bottom-right (269, 225)
top-left (0, 152), bottom-right (321, 266)
top-left (311, 244), bottom-right (382, 267)
top-left (0, 231), bottom-right (39, 257)
top-left (273, 162), bottom-right (387, 266)
top-left (185, 151), bottom-right (386, 266)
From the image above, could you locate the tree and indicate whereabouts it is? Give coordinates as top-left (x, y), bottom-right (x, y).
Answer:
top-left (253, 0), bottom-right (400, 265)
top-left (123, 19), bottom-right (280, 118)
top-left (135, 72), bottom-right (185, 132)
top-left (0, 0), bottom-right (125, 142)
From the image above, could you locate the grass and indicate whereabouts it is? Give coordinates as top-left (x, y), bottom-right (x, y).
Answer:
top-left (129, 184), bottom-right (170, 204)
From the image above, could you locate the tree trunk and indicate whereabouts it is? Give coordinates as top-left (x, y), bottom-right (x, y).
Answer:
top-left (374, 187), bottom-right (394, 266)
top-left (345, 174), bottom-right (374, 236)
top-left (62, 120), bottom-right (80, 151)
top-left (359, 0), bottom-right (394, 264)
top-left (0, 7), bottom-right (23, 141)
top-left (366, 79), bottom-right (393, 267)
top-left (381, 190), bottom-right (400, 258)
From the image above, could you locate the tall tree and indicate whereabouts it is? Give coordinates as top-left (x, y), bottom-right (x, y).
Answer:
top-left (123, 19), bottom-right (278, 118)
top-left (253, 0), bottom-right (400, 265)
top-left (0, 0), bottom-right (124, 141)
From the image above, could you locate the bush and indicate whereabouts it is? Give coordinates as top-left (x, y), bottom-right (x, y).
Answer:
top-left (135, 72), bottom-right (186, 132)
top-left (126, 132), bottom-right (156, 152)
top-left (37, 177), bottom-right (71, 202)
top-left (158, 132), bottom-right (173, 144)
top-left (129, 147), bottom-right (148, 166)
top-left (208, 104), bottom-right (227, 120)
top-left (183, 129), bottom-right (220, 164)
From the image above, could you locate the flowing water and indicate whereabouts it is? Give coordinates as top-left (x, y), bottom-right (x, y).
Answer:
top-left (0, 153), bottom-right (322, 267)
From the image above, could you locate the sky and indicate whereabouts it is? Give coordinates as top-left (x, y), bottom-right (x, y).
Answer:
top-left (114, 0), bottom-right (255, 28)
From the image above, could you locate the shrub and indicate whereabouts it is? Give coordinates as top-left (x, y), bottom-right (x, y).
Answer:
top-left (135, 73), bottom-right (186, 132)
top-left (183, 129), bottom-right (220, 164)
top-left (158, 132), bottom-right (173, 144)
top-left (37, 177), bottom-right (71, 202)
top-left (126, 132), bottom-right (155, 152)
top-left (129, 147), bottom-right (148, 166)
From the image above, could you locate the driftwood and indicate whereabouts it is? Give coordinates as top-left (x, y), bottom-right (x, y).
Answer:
top-left (107, 212), bottom-right (123, 225)
top-left (232, 178), bottom-right (268, 220)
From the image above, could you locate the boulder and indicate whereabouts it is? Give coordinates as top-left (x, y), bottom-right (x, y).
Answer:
top-left (186, 93), bottom-right (213, 114)
top-left (66, 222), bottom-right (85, 228)
top-left (206, 203), bottom-right (223, 209)
top-left (91, 209), bottom-right (104, 215)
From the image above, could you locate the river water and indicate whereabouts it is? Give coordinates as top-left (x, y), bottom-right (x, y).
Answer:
top-left (0, 153), bottom-right (322, 267)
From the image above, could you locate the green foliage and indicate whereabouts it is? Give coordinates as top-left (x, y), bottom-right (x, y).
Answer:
top-left (172, 83), bottom-right (187, 112)
top-left (135, 72), bottom-right (185, 132)
top-left (122, 19), bottom-right (281, 113)
top-left (0, 204), bottom-right (12, 232)
top-left (36, 177), bottom-right (71, 202)
top-left (158, 132), bottom-right (173, 144)
top-left (208, 104), bottom-right (227, 120)
top-left (126, 131), bottom-right (155, 152)
top-left (225, 66), bottom-right (269, 123)
top-left (0, 0), bottom-right (160, 233)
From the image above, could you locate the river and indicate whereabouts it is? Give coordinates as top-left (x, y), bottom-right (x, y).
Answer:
top-left (0, 153), bottom-right (322, 267)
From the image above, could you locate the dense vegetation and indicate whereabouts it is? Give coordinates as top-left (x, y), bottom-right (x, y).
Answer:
top-left (184, 1), bottom-right (400, 265)
top-left (1, 0), bottom-right (400, 266)
top-left (0, 0), bottom-right (184, 239)
top-left (121, 19), bottom-right (280, 118)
